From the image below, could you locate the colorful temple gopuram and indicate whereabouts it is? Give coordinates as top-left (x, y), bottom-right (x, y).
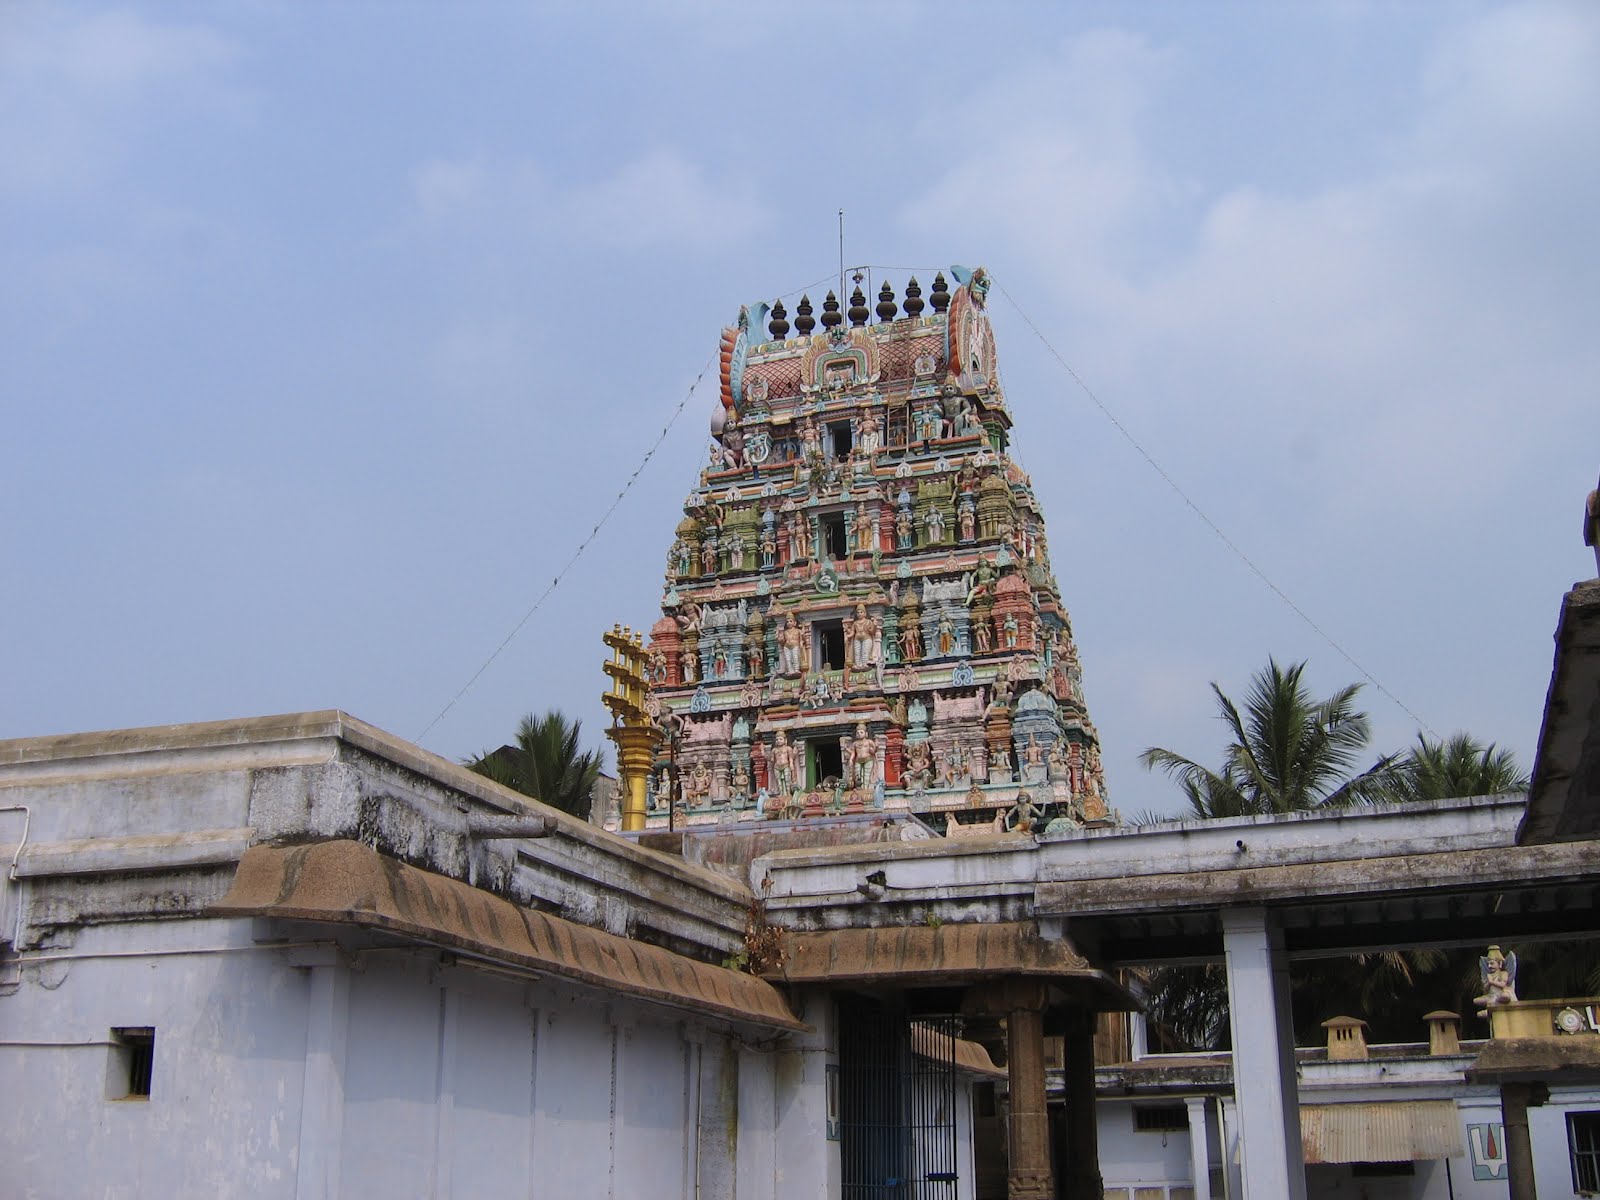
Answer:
top-left (620, 268), bottom-right (1110, 835)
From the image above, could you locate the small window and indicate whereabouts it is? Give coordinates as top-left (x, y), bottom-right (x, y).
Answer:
top-left (829, 422), bottom-right (853, 460)
top-left (811, 739), bottom-right (843, 787)
top-left (1132, 1104), bottom-right (1187, 1133)
top-left (1352, 1162), bottom-right (1416, 1177)
top-left (109, 1027), bottom-right (155, 1100)
top-left (815, 619), bottom-right (845, 672)
top-left (1571, 1111), bottom-right (1600, 1194)
top-left (821, 512), bottom-right (848, 559)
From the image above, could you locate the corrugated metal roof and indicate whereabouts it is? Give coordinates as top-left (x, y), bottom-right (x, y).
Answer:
top-left (1301, 1102), bottom-right (1463, 1164)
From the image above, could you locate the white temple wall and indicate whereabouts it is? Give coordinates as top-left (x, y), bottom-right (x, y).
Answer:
top-left (0, 914), bottom-right (832, 1200)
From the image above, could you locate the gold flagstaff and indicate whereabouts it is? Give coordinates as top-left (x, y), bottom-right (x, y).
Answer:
top-left (601, 624), bottom-right (661, 832)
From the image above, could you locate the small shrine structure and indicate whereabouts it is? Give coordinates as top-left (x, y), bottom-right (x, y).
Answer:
top-left (623, 268), bottom-right (1111, 837)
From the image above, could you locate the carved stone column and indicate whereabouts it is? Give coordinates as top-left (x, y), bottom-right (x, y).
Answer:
top-left (1006, 1002), bottom-right (1053, 1200)
top-left (966, 978), bottom-right (1053, 1200)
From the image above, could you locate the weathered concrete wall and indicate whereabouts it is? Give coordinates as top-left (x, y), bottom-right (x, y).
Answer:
top-left (1090, 1060), bottom-right (1600, 1200)
top-left (0, 914), bottom-right (826, 1199)
top-left (0, 713), bottom-right (865, 1199)
top-left (0, 711), bottom-right (754, 961)
top-left (751, 796), bottom-right (1531, 928)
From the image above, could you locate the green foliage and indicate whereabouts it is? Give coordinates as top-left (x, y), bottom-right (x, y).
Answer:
top-left (1139, 658), bottom-right (1401, 818)
top-left (1381, 732), bottom-right (1529, 803)
top-left (465, 710), bottom-right (604, 820)
top-left (1137, 659), bottom-right (1553, 1052)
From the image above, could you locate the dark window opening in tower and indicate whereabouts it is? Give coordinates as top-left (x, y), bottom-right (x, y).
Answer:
top-left (815, 619), bottom-right (845, 672)
top-left (830, 422), bottom-right (853, 460)
top-left (810, 739), bottom-right (843, 787)
top-left (822, 512), bottom-right (848, 559)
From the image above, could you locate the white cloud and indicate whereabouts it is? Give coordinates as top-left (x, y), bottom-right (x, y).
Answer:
top-left (901, 4), bottom-right (1600, 519)
top-left (409, 147), bottom-right (769, 252)
top-left (562, 147), bottom-right (769, 250)
top-left (5, 8), bottom-right (235, 91)
top-left (0, 7), bottom-right (240, 197)
top-left (411, 158), bottom-right (496, 219)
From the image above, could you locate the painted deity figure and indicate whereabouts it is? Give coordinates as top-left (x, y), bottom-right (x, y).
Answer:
top-left (959, 505), bottom-right (976, 543)
top-left (936, 611), bottom-right (956, 657)
top-left (1005, 792), bottom-right (1042, 834)
top-left (924, 506), bottom-right (946, 545)
top-left (1023, 734), bottom-right (1045, 767)
top-left (680, 648), bottom-right (698, 684)
top-left (1474, 946), bottom-right (1519, 1011)
top-left (898, 620), bottom-right (921, 662)
top-left (770, 731), bottom-right (798, 796)
top-left (905, 741), bottom-right (932, 791)
top-left (719, 421), bottom-right (746, 470)
top-left (851, 722), bottom-right (878, 788)
top-left (1003, 613), bottom-right (1019, 648)
top-left (727, 532), bottom-right (746, 570)
top-left (701, 540), bottom-right (718, 575)
top-left (974, 616), bottom-right (992, 654)
top-left (713, 644), bottom-right (729, 679)
top-left (895, 508), bottom-right (914, 550)
top-left (853, 503), bottom-right (875, 555)
top-left (868, 612), bottom-right (884, 667)
top-left (858, 408), bottom-right (882, 456)
top-left (1047, 737), bottom-right (1072, 782)
top-left (779, 613), bottom-right (806, 677)
top-left (847, 603), bottom-right (875, 671)
top-left (731, 763), bottom-right (751, 804)
top-left (677, 599), bottom-right (702, 636)
top-left (684, 761), bottom-right (713, 805)
top-left (799, 417), bottom-right (822, 462)
top-left (746, 634), bottom-right (766, 678)
top-left (759, 528), bottom-right (776, 569)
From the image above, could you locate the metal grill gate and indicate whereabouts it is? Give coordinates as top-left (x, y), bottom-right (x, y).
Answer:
top-left (838, 1002), bottom-right (960, 1199)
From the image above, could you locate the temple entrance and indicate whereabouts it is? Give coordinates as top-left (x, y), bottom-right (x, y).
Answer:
top-left (838, 998), bottom-right (960, 1199)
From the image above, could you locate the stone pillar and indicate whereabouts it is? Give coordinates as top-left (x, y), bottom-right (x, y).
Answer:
top-left (1060, 1009), bottom-right (1103, 1200)
top-left (1499, 1082), bottom-right (1546, 1200)
top-left (1185, 1097), bottom-right (1212, 1200)
top-left (964, 978), bottom-right (1054, 1199)
top-left (1220, 907), bottom-right (1306, 1200)
top-left (1006, 1003), bottom-right (1053, 1200)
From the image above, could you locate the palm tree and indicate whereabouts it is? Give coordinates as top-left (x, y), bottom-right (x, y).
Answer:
top-left (465, 710), bottom-right (605, 820)
top-left (1136, 660), bottom-right (1429, 1049)
top-left (1382, 732), bottom-right (1528, 803)
top-left (1139, 658), bottom-right (1401, 818)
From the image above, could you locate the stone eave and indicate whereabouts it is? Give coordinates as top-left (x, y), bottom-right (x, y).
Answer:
top-left (1467, 1035), bottom-right (1600, 1083)
top-left (212, 839), bottom-right (808, 1036)
top-left (764, 920), bottom-right (1138, 1012)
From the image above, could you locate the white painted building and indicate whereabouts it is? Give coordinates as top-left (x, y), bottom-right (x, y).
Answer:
top-left (0, 712), bottom-right (1001, 1200)
top-left (1087, 1025), bottom-right (1600, 1200)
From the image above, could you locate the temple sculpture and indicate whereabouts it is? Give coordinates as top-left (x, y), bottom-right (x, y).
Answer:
top-left (621, 267), bottom-right (1111, 834)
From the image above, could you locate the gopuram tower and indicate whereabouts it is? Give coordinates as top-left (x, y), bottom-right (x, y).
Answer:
top-left (625, 268), bottom-right (1110, 836)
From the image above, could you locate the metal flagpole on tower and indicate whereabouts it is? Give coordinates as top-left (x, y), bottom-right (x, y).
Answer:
top-left (838, 209), bottom-right (844, 302)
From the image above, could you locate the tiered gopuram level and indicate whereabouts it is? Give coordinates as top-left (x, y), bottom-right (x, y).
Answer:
top-left (632, 268), bottom-right (1109, 835)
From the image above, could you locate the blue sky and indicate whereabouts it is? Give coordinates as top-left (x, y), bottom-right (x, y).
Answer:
top-left (4, 2), bottom-right (1597, 818)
